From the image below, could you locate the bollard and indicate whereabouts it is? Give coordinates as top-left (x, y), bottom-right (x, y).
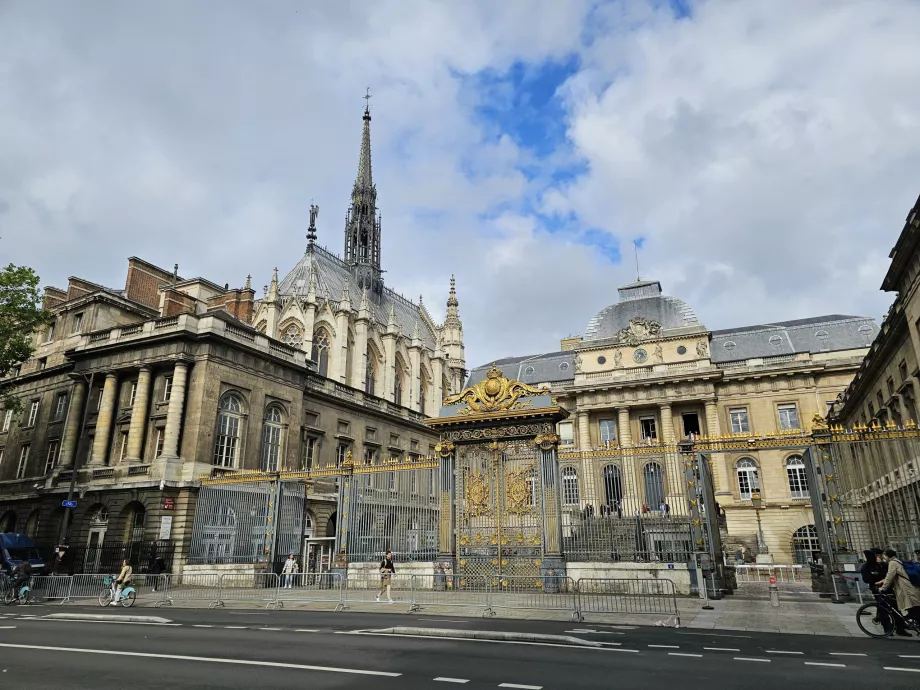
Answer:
top-left (769, 576), bottom-right (780, 607)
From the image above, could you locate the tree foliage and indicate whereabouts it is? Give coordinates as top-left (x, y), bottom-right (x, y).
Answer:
top-left (1, 263), bottom-right (50, 411)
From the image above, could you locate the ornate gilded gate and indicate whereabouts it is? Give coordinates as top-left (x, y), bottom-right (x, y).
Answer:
top-left (456, 439), bottom-right (545, 580)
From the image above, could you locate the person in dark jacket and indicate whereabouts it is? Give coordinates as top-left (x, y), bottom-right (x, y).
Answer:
top-left (862, 548), bottom-right (908, 636)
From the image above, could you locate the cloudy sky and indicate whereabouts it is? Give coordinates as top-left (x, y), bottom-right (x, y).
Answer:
top-left (2, 0), bottom-right (919, 369)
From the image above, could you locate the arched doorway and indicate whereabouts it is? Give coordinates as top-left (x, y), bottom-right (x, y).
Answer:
top-left (84, 505), bottom-right (109, 573)
top-left (791, 525), bottom-right (821, 564)
top-left (25, 510), bottom-right (40, 539)
top-left (0, 510), bottom-right (17, 533)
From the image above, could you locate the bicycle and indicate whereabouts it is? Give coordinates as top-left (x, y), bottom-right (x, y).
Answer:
top-left (856, 595), bottom-right (920, 638)
top-left (98, 575), bottom-right (136, 608)
top-left (2, 574), bottom-right (35, 606)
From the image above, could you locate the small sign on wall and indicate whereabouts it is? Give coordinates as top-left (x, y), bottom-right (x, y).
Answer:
top-left (163, 498), bottom-right (175, 510)
top-left (158, 515), bottom-right (173, 540)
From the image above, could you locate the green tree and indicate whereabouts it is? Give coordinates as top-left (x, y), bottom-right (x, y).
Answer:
top-left (1, 263), bottom-right (50, 411)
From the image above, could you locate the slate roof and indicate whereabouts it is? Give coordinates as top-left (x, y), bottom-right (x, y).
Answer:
top-left (467, 351), bottom-right (576, 387)
top-left (277, 245), bottom-right (437, 349)
top-left (584, 280), bottom-right (700, 341)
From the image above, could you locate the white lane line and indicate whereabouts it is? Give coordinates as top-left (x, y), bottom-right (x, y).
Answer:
top-left (23, 619), bottom-right (181, 627)
top-left (193, 625), bottom-right (214, 628)
top-left (498, 684), bottom-right (542, 690)
top-left (766, 650), bottom-right (803, 655)
top-left (829, 653), bottom-right (866, 657)
top-left (295, 629), bottom-right (319, 633)
top-left (356, 630), bottom-right (639, 652)
top-left (804, 662), bottom-right (846, 668)
top-left (596, 641), bottom-right (622, 647)
top-left (0, 643), bottom-right (401, 677)
top-left (427, 620), bottom-right (468, 623)
top-left (885, 667), bottom-right (920, 673)
top-left (0, 626), bottom-right (17, 629)
top-left (224, 626), bottom-right (247, 629)
top-left (669, 652), bottom-right (703, 658)
top-left (563, 629), bottom-right (624, 635)
top-left (734, 657), bottom-right (770, 663)
top-left (898, 655), bottom-right (920, 659)
top-left (433, 679), bottom-right (469, 684)
top-left (259, 628), bottom-right (282, 631)
top-left (679, 632), bottom-right (752, 639)
top-left (648, 645), bottom-right (679, 649)
top-left (704, 647), bottom-right (740, 652)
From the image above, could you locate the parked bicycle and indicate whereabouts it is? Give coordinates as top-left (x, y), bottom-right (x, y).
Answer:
top-left (98, 575), bottom-right (136, 608)
top-left (856, 596), bottom-right (920, 638)
top-left (2, 574), bottom-right (35, 606)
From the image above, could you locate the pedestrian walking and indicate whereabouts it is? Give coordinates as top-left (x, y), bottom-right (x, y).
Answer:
top-left (377, 550), bottom-right (395, 603)
top-left (282, 553), bottom-right (298, 588)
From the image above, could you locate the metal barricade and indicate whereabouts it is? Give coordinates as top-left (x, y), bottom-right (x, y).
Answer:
top-left (67, 573), bottom-right (114, 603)
top-left (274, 572), bottom-right (345, 611)
top-left (29, 575), bottom-right (73, 604)
top-left (342, 570), bottom-right (413, 608)
top-left (735, 564), bottom-right (803, 583)
top-left (218, 573), bottom-right (281, 610)
top-left (576, 578), bottom-right (680, 625)
top-left (486, 575), bottom-right (579, 621)
top-left (157, 573), bottom-right (222, 608)
top-left (408, 574), bottom-right (490, 615)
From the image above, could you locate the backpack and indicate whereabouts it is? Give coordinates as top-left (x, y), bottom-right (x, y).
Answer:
top-left (901, 560), bottom-right (920, 587)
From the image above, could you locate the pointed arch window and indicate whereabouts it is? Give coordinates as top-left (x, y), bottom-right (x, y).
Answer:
top-left (214, 393), bottom-right (244, 468)
top-left (311, 330), bottom-right (330, 377)
top-left (260, 405), bottom-right (285, 472)
top-left (394, 369), bottom-right (404, 407)
top-left (281, 324), bottom-right (304, 348)
top-left (420, 379), bottom-right (428, 416)
top-left (365, 350), bottom-right (376, 396)
top-left (736, 457), bottom-right (760, 500)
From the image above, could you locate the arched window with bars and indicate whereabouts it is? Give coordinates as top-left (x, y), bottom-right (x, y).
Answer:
top-left (785, 455), bottom-right (808, 498)
top-left (260, 404), bottom-right (285, 472)
top-left (736, 457), bottom-right (760, 500)
top-left (214, 393), bottom-right (244, 468)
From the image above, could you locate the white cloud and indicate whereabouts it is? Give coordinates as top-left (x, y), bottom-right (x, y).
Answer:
top-left (1, 0), bottom-right (918, 370)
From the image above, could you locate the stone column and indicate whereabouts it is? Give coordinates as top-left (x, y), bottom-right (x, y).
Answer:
top-left (161, 362), bottom-right (188, 458)
top-left (333, 309), bottom-right (350, 384)
top-left (659, 403), bottom-right (676, 444)
top-left (350, 315), bottom-right (369, 391)
top-left (408, 340), bottom-right (422, 413)
top-left (705, 400), bottom-right (730, 497)
top-left (617, 408), bottom-right (632, 448)
top-left (124, 367), bottom-right (151, 462)
top-left (704, 401), bottom-right (721, 436)
top-left (90, 373), bottom-right (118, 466)
top-left (58, 380), bottom-right (87, 468)
top-left (432, 354), bottom-right (445, 410)
top-left (381, 332), bottom-right (397, 404)
top-left (577, 411), bottom-right (591, 450)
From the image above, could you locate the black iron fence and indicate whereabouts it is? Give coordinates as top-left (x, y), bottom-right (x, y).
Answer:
top-left (38, 540), bottom-right (177, 575)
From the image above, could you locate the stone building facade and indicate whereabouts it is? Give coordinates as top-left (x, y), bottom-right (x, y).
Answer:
top-left (468, 279), bottom-right (878, 563)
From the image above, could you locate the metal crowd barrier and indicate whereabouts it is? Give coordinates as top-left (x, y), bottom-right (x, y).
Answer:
top-left (275, 572), bottom-right (345, 611)
top-left (341, 571), bottom-right (413, 607)
top-left (486, 575), bottom-right (579, 620)
top-left (156, 573), bottom-right (222, 608)
top-left (28, 575), bottom-right (73, 603)
top-left (407, 574), bottom-right (490, 614)
top-left (734, 564), bottom-right (804, 583)
top-left (218, 573), bottom-right (282, 609)
top-left (576, 578), bottom-right (680, 625)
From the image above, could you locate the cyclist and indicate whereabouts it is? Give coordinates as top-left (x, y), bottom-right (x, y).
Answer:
top-left (109, 559), bottom-right (133, 606)
top-left (862, 548), bottom-right (908, 636)
top-left (877, 549), bottom-right (920, 627)
top-left (10, 559), bottom-right (32, 601)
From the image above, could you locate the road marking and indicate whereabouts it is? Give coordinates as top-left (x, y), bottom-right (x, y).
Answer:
top-left (678, 632), bottom-right (752, 639)
top-left (596, 625), bottom-right (637, 630)
top-left (669, 652), bottom-right (703, 658)
top-left (295, 629), bottom-right (319, 633)
top-left (433, 679), bottom-right (469, 684)
top-left (885, 667), bottom-right (920, 673)
top-left (648, 645), bottom-right (679, 649)
top-left (829, 653), bottom-right (866, 657)
top-left (596, 641), bottom-right (622, 646)
top-left (804, 662), bottom-right (846, 668)
top-left (566, 629), bottom-right (599, 633)
top-left (0, 626), bottom-right (17, 629)
top-left (355, 630), bottom-right (638, 652)
top-left (259, 628), bottom-right (282, 631)
top-left (224, 626), bottom-right (248, 629)
top-left (24, 619), bottom-right (182, 627)
top-left (498, 684), bottom-right (542, 690)
top-left (0, 643), bottom-right (401, 677)
top-left (192, 625), bottom-right (214, 628)
top-left (898, 655), bottom-right (920, 659)
top-left (704, 647), bottom-right (740, 652)
top-left (427, 620), bottom-right (468, 623)
top-left (734, 657), bottom-right (770, 663)
top-left (767, 650), bottom-right (803, 655)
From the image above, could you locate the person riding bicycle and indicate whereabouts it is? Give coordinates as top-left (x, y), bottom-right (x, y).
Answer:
top-left (10, 559), bottom-right (32, 600)
top-left (877, 549), bottom-right (920, 628)
top-left (862, 548), bottom-right (908, 636)
top-left (109, 559), bottom-right (133, 606)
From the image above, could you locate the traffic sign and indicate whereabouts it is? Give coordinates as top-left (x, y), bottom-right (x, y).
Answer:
top-left (61, 500), bottom-right (77, 508)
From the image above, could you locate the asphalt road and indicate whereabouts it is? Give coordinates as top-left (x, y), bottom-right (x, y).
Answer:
top-left (1, 606), bottom-right (918, 688)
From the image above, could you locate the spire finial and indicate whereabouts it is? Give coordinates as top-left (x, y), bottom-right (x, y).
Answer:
top-left (307, 202), bottom-right (318, 250)
top-left (363, 87), bottom-right (372, 116)
top-left (173, 264), bottom-right (179, 283)
top-left (244, 275), bottom-right (252, 291)
top-left (447, 274), bottom-right (458, 308)
top-left (388, 303), bottom-right (397, 327)
top-left (634, 239), bottom-right (641, 282)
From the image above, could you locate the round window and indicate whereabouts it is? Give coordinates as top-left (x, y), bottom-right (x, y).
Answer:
top-left (724, 341), bottom-right (737, 350)
top-left (524, 366), bottom-right (535, 375)
top-left (676, 345), bottom-right (687, 355)
top-left (597, 356), bottom-right (607, 365)
top-left (559, 362), bottom-right (569, 371)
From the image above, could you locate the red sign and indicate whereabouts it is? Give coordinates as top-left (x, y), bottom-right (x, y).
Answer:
top-left (769, 576), bottom-right (776, 585)
top-left (163, 498), bottom-right (175, 510)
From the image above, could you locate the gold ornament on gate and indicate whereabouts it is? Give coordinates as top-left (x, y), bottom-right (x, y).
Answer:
top-left (533, 433), bottom-right (561, 450)
top-left (465, 471), bottom-right (491, 517)
top-left (443, 365), bottom-right (548, 415)
top-left (505, 467), bottom-right (534, 515)
top-left (435, 440), bottom-right (455, 457)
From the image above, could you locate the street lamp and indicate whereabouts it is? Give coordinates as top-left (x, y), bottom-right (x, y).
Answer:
top-left (750, 491), bottom-right (766, 554)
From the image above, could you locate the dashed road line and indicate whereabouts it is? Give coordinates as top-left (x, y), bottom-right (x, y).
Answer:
top-left (0, 626), bottom-right (17, 629)
top-left (596, 641), bottom-right (622, 647)
top-left (734, 657), bottom-right (770, 663)
top-left (884, 668), bottom-right (920, 673)
top-left (224, 626), bottom-right (248, 629)
top-left (259, 627), bottom-right (282, 631)
top-left (669, 652), bottom-right (702, 658)
top-left (648, 645), bottom-right (679, 649)
top-left (433, 679), bottom-right (469, 684)
top-left (897, 655), bottom-right (920, 659)
top-left (804, 662), bottom-right (846, 668)
top-left (294, 629), bottom-right (319, 633)
top-left (193, 625), bottom-right (214, 628)
top-left (766, 650), bottom-right (803, 655)
top-left (704, 647), bottom-right (740, 652)
top-left (498, 684), bottom-right (542, 690)
top-left (829, 653), bottom-right (866, 657)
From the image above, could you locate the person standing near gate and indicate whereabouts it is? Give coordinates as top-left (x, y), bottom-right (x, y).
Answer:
top-left (282, 553), bottom-right (298, 588)
top-left (377, 551), bottom-right (395, 603)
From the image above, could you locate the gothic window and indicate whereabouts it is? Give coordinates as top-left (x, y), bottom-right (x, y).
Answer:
top-left (736, 457), bottom-right (760, 500)
top-left (644, 462), bottom-right (665, 508)
top-left (311, 330), bottom-right (330, 377)
top-left (603, 464), bottom-right (623, 506)
top-left (214, 393), bottom-right (244, 468)
top-left (394, 370), bottom-right (404, 407)
top-left (562, 467), bottom-right (579, 506)
top-left (365, 350), bottom-right (376, 396)
top-left (260, 405), bottom-right (284, 472)
top-left (420, 379), bottom-right (428, 416)
top-left (786, 455), bottom-right (808, 498)
top-left (281, 324), bottom-right (304, 348)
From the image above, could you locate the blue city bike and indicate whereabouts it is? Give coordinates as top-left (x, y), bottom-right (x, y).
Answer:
top-left (2, 574), bottom-right (35, 606)
top-left (98, 575), bottom-right (136, 607)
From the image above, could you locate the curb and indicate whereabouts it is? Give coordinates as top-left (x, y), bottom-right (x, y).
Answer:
top-left (375, 626), bottom-right (602, 647)
top-left (43, 613), bottom-right (174, 624)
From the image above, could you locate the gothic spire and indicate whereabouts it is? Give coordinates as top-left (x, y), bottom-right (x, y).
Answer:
top-left (307, 203), bottom-right (318, 251)
top-left (356, 89), bottom-right (373, 191)
top-left (445, 274), bottom-right (461, 328)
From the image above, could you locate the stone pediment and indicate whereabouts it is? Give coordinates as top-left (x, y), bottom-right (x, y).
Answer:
top-left (614, 317), bottom-right (661, 346)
